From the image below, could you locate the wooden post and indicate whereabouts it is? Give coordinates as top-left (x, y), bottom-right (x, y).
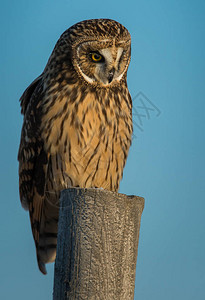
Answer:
top-left (53, 188), bottom-right (144, 300)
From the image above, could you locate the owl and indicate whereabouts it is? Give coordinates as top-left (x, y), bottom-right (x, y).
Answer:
top-left (18, 19), bottom-right (132, 274)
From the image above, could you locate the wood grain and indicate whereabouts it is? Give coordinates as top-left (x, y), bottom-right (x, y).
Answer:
top-left (53, 188), bottom-right (144, 300)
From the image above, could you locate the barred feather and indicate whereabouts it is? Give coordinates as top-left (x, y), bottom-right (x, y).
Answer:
top-left (18, 19), bottom-right (132, 274)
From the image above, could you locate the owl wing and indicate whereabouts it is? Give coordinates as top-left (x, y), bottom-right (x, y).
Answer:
top-left (18, 76), bottom-right (49, 273)
top-left (19, 74), bottom-right (43, 115)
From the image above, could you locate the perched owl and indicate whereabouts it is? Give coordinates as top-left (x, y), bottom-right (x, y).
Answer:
top-left (18, 19), bottom-right (132, 274)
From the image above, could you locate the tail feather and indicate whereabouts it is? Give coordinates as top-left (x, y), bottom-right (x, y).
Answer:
top-left (37, 257), bottom-right (47, 275)
top-left (36, 198), bottom-right (59, 274)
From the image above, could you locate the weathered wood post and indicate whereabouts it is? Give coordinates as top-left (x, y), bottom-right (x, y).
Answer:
top-left (53, 188), bottom-right (144, 300)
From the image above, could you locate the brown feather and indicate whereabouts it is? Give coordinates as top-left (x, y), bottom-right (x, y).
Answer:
top-left (18, 19), bottom-right (132, 274)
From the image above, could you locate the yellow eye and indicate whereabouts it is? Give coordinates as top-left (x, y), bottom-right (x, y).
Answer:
top-left (91, 52), bottom-right (103, 62)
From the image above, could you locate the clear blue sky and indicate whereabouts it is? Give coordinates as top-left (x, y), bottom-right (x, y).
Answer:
top-left (1, 1), bottom-right (205, 299)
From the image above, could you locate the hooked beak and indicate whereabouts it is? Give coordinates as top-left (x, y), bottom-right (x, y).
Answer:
top-left (108, 67), bottom-right (115, 83)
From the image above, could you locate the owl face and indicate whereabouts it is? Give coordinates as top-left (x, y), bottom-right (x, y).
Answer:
top-left (73, 38), bottom-right (131, 86)
top-left (45, 19), bottom-right (131, 88)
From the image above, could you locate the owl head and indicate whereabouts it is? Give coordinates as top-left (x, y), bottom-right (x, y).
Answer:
top-left (47, 19), bottom-right (131, 88)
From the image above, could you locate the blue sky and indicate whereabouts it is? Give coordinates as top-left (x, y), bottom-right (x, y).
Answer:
top-left (1, 0), bottom-right (205, 299)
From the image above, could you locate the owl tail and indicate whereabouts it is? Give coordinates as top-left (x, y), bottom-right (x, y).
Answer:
top-left (37, 257), bottom-right (47, 275)
top-left (36, 198), bottom-right (59, 275)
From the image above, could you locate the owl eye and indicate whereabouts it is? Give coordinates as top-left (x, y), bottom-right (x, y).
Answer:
top-left (90, 52), bottom-right (104, 63)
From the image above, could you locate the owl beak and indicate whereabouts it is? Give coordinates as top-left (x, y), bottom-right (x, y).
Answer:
top-left (108, 67), bottom-right (115, 83)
